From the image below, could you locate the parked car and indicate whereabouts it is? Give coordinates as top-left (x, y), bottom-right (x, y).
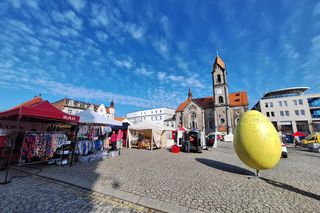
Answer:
top-left (281, 142), bottom-right (288, 158)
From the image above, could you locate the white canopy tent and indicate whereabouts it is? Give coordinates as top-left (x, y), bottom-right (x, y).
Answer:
top-left (76, 109), bottom-right (122, 126)
top-left (127, 120), bottom-right (175, 149)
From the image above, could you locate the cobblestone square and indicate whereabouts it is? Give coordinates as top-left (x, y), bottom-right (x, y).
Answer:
top-left (1, 142), bottom-right (320, 212)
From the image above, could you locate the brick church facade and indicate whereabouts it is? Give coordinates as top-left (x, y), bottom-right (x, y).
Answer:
top-left (175, 55), bottom-right (249, 135)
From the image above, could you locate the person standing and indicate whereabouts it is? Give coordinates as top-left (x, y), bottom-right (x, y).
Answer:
top-left (110, 131), bottom-right (117, 151)
top-left (117, 130), bottom-right (123, 155)
top-left (137, 132), bottom-right (144, 149)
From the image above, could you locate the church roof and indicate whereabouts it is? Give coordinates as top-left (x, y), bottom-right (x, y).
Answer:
top-left (175, 100), bottom-right (192, 112)
top-left (193, 97), bottom-right (214, 109)
top-left (215, 55), bottom-right (225, 69)
top-left (229, 91), bottom-right (248, 107)
top-left (175, 91), bottom-right (248, 112)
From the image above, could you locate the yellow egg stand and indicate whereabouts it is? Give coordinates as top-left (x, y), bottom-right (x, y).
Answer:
top-left (233, 110), bottom-right (281, 176)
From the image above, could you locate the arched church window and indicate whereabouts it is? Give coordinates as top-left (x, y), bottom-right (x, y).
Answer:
top-left (217, 74), bottom-right (222, 83)
top-left (219, 96), bottom-right (224, 103)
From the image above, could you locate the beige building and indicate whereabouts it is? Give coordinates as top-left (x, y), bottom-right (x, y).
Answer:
top-left (175, 55), bottom-right (249, 135)
top-left (252, 87), bottom-right (320, 134)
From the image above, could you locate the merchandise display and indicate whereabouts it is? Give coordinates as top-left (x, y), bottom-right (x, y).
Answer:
top-left (22, 132), bottom-right (69, 161)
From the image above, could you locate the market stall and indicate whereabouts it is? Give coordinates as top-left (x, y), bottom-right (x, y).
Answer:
top-left (127, 120), bottom-right (175, 150)
top-left (75, 109), bottom-right (122, 162)
top-left (0, 97), bottom-right (79, 183)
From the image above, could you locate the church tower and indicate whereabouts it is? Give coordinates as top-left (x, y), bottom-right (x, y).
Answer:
top-left (212, 55), bottom-right (232, 134)
top-left (109, 99), bottom-right (115, 115)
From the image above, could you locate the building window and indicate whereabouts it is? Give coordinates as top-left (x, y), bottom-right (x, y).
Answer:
top-left (266, 112), bottom-right (270, 117)
top-left (300, 110), bottom-right (305, 116)
top-left (160, 116), bottom-right (162, 120)
top-left (280, 111), bottom-right (284, 116)
top-left (217, 74), bottom-right (222, 83)
top-left (155, 110), bottom-right (157, 113)
top-left (269, 102), bottom-right (273, 107)
top-left (160, 110), bottom-right (162, 113)
top-left (298, 99), bottom-right (303, 105)
top-left (271, 112), bottom-right (275, 117)
top-left (151, 111), bottom-right (153, 114)
top-left (68, 109), bottom-right (72, 114)
top-left (235, 93), bottom-right (240, 96)
top-left (265, 102), bottom-right (269, 108)
top-left (293, 100), bottom-right (297, 106)
top-left (285, 110), bottom-right (289, 116)
top-left (284, 101), bottom-right (288, 107)
top-left (219, 96), bottom-right (224, 103)
top-left (279, 101), bottom-right (282, 107)
top-left (295, 110), bottom-right (299, 116)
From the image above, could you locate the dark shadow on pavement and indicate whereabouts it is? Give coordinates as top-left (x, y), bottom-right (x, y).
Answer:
top-left (195, 158), bottom-right (255, 176)
top-left (260, 177), bottom-right (320, 201)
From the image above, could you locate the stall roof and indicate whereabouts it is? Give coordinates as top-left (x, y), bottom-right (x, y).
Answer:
top-left (129, 120), bottom-right (176, 131)
top-left (0, 99), bottom-right (80, 123)
top-left (76, 109), bottom-right (122, 126)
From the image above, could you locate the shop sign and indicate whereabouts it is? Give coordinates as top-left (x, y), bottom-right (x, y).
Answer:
top-left (63, 115), bottom-right (77, 121)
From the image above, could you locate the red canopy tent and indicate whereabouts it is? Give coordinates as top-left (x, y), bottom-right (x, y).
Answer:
top-left (0, 97), bottom-right (79, 184)
top-left (0, 98), bottom-right (79, 122)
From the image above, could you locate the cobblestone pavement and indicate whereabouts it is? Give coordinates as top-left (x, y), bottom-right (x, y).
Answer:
top-left (2, 142), bottom-right (320, 212)
top-left (0, 173), bottom-right (158, 213)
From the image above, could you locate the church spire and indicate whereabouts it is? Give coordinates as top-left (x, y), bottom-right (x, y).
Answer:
top-left (110, 98), bottom-right (114, 108)
top-left (188, 88), bottom-right (192, 100)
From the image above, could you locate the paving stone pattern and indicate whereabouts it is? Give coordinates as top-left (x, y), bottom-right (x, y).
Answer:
top-left (3, 143), bottom-right (320, 212)
top-left (0, 175), bottom-right (157, 213)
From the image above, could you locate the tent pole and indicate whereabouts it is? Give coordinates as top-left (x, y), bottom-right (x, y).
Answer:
top-left (70, 123), bottom-right (79, 167)
top-left (151, 130), bottom-right (153, 151)
top-left (2, 115), bottom-right (21, 184)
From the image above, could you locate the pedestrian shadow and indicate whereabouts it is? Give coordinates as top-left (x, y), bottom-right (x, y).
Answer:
top-left (260, 177), bottom-right (320, 201)
top-left (195, 158), bottom-right (254, 176)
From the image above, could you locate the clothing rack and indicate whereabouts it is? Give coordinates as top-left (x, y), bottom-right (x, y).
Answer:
top-left (17, 131), bottom-right (70, 167)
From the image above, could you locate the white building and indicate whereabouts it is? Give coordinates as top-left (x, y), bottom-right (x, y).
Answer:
top-left (252, 87), bottom-right (320, 135)
top-left (52, 98), bottom-right (116, 120)
top-left (126, 108), bottom-right (175, 125)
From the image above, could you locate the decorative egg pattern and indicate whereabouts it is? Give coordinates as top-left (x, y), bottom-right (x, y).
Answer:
top-left (233, 110), bottom-right (281, 170)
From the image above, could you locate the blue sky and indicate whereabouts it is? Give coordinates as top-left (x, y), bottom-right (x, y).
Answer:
top-left (0, 0), bottom-right (320, 117)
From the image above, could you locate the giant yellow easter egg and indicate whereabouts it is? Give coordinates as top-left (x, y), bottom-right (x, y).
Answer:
top-left (233, 110), bottom-right (281, 170)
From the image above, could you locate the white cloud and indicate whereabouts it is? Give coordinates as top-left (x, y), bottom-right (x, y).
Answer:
top-left (68, 0), bottom-right (87, 12)
top-left (8, 0), bottom-right (21, 9)
top-left (95, 31), bottom-right (108, 42)
top-left (25, 0), bottom-right (38, 10)
top-left (282, 42), bottom-right (299, 59)
top-left (6, 0), bottom-right (38, 10)
top-left (157, 72), bottom-right (166, 81)
top-left (51, 10), bottom-right (82, 30)
top-left (60, 27), bottom-right (79, 37)
top-left (176, 56), bottom-right (189, 72)
top-left (313, 2), bottom-right (320, 15)
top-left (34, 79), bottom-right (162, 108)
top-left (90, 4), bottom-right (118, 27)
top-left (135, 67), bottom-right (153, 77)
top-left (153, 38), bottom-right (169, 58)
top-left (126, 23), bottom-right (145, 40)
top-left (112, 56), bottom-right (134, 69)
top-left (160, 16), bottom-right (170, 37)
top-left (7, 20), bottom-right (34, 34)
